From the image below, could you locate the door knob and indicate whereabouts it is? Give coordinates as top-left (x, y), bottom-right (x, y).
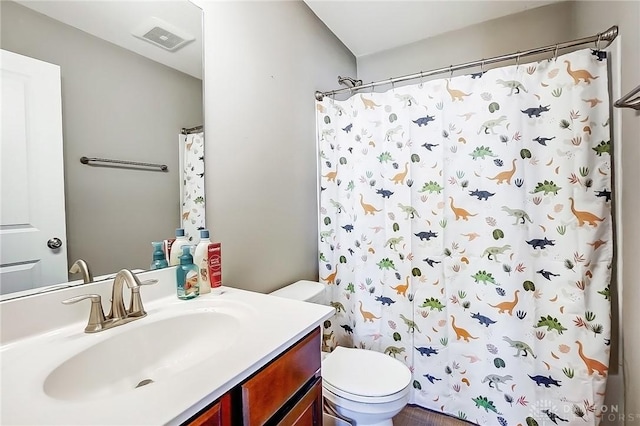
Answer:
top-left (47, 237), bottom-right (63, 249)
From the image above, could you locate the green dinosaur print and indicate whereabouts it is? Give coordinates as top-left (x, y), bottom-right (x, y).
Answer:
top-left (345, 282), bottom-right (355, 294)
top-left (385, 237), bottom-right (404, 250)
top-left (482, 245), bottom-right (511, 261)
top-left (194, 196), bottom-right (205, 204)
top-left (477, 115), bottom-right (507, 135)
top-left (496, 79), bottom-right (528, 95)
top-left (399, 314), bottom-right (422, 333)
top-left (319, 229), bottom-right (334, 242)
top-left (535, 315), bottom-right (567, 334)
top-left (501, 206), bottom-right (533, 225)
top-left (376, 258), bottom-right (397, 270)
top-left (472, 396), bottom-right (501, 414)
top-left (330, 301), bottom-right (346, 313)
top-left (530, 180), bottom-right (561, 195)
top-left (420, 297), bottom-right (445, 311)
top-left (471, 270), bottom-right (497, 285)
top-left (592, 140), bottom-right (611, 156)
top-left (419, 181), bottom-right (444, 194)
top-left (329, 199), bottom-right (345, 213)
top-left (598, 284), bottom-right (610, 300)
top-left (378, 151), bottom-right (395, 163)
top-left (469, 145), bottom-right (498, 160)
top-left (503, 336), bottom-right (537, 358)
top-left (398, 203), bottom-right (420, 219)
top-left (384, 345), bottom-right (405, 358)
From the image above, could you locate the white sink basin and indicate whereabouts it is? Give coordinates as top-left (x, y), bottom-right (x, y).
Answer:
top-left (43, 309), bottom-right (241, 401)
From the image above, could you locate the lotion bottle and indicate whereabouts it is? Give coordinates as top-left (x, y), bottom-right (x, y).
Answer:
top-left (150, 241), bottom-right (168, 270)
top-left (176, 245), bottom-right (199, 300)
top-left (193, 229), bottom-right (211, 294)
top-left (169, 228), bottom-right (189, 266)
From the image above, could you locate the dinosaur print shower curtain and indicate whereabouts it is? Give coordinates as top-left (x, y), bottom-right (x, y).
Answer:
top-left (316, 48), bottom-right (612, 425)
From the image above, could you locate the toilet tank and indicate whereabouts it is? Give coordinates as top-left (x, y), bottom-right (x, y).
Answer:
top-left (270, 280), bottom-right (325, 304)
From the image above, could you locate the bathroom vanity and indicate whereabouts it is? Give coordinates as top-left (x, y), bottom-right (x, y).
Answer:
top-left (0, 268), bottom-right (333, 425)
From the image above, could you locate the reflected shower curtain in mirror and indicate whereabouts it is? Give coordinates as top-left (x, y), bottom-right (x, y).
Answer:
top-left (316, 49), bottom-right (612, 425)
top-left (179, 131), bottom-right (205, 243)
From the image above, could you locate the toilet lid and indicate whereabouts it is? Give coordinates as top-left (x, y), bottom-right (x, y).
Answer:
top-left (322, 346), bottom-right (412, 398)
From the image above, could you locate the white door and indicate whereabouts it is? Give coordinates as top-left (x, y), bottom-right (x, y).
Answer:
top-left (0, 49), bottom-right (68, 294)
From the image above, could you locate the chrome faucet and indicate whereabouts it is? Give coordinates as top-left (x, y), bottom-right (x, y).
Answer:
top-left (62, 269), bottom-right (157, 333)
top-left (69, 259), bottom-right (93, 284)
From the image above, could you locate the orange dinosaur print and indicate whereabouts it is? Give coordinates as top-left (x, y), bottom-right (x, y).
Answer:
top-left (323, 169), bottom-right (338, 182)
top-left (565, 60), bottom-right (599, 85)
top-left (389, 162), bottom-right (409, 185)
top-left (182, 211), bottom-right (190, 220)
top-left (359, 301), bottom-right (381, 322)
top-left (360, 194), bottom-right (381, 215)
top-left (446, 79), bottom-right (472, 102)
top-left (321, 265), bottom-right (338, 285)
top-left (451, 315), bottom-right (478, 342)
top-left (569, 197), bottom-right (604, 227)
top-left (576, 341), bottom-right (608, 376)
top-left (360, 94), bottom-right (381, 110)
top-left (489, 290), bottom-right (519, 315)
top-left (487, 159), bottom-right (517, 185)
top-left (390, 276), bottom-right (410, 296)
top-left (449, 197), bottom-right (477, 221)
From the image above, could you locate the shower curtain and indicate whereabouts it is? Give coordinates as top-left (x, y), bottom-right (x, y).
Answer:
top-left (179, 131), bottom-right (205, 243)
top-left (316, 49), bottom-right (612, 426)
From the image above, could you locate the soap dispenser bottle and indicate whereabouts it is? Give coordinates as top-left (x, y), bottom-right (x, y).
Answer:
top-left (176, 245), bottom-right (199, 300)
top-left (169, 228), bottom-right (189, 266)
top-left (193, 229), bottom-right (211, 294)
top-left (151, 241), bottom-right (168, 270)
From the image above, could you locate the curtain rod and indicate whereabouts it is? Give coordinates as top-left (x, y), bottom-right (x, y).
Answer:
top-left (315, 25), bottom-right (618, 101)
top-left (181, 125), bottom-right (203, 134)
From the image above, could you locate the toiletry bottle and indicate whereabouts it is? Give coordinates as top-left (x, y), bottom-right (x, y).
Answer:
top-left (169, 228), bottom-right (189, 266)
top-left (151, 241), bottom-right (168, 270)
top-left (208, 242), bottom-right (222, 294)
top-left (193, 229), bottom-right (211, 294)
top-left (176, 245), bottom-right (199, 300)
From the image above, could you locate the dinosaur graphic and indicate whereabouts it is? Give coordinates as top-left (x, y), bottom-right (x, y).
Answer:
top-left (542, 409), bottom-right (569, 424)
top-left (529, 375), bottom-right (562, 388)
top-left (469, 146), bottom-right (498, 160)
top-left (446, 79), bottom-right (472, 101)
top-left (496, 79), bottom-right (527, 95)
top-left (412, 115), bottom-right (435, 127)
top-left (526, 238), bottom-right (555, 249)
top-left (330, 301), bottom-right (345, 313)
top-left (530, 180), bottom-right (561, 195)
top-left (423, 374), bottom-right (442, 384)
top-left (536, 315), bottom-right (567, 334)
top-left (477, 115), bottom-right (507, 135)
top-left (451, 315), bottom-right (478, 342)
top-left (419, 181), bottom-right (444, 194)
top-left (420, 297), bottom-right (445, 311)
top-left (521, 105), bottom-right (550, 118)
top-left (449, 197), bottom-right (477, 221)
top-left (592, 140), bottom-right (611, 156)
top-left (390, 276), bottom-right (410, 296)
top-left (565, 60), bottom-right (599, 85)
top-left (536, 269), bottom-right (560, 281)
top-left (569, 197), bottom-right (605, 227)
top-left (471, 312), bottom-right (497, 327)
top-left (533, 136), bottom-right (556, 146)
top-left (502, 206), bottom-right (533, 225)
top-left (481, 374), bottom-right (513, 392)
top-left (359, 301), bottom-right (381, 323)
top-left (414, 231), bottom-right (437, 241)
top-left (341, 224), bottom-right (354, 233)
top-left (398, 203), bottom-right (420, 219)
top-left (399, 314), bottom-right (421, 333)
top-left (423, 258), bottom-right (441, 267)
top-left (395, 93), bottom-right (417, 107)
top-left (503, 335), bottom-right (536, 358)
top-left (385, 236), bottom-right (404, 251)
top-left (595, 189), bottom-right (612, 202)
top-left (472, 396), bottom-right (501, 414)
top-left (329, 199), bottom-right (345, 213)
top-left (360, 94), bottom-right (381, 109)
top-left (469, 189), bottom-right (495, 201)
top-left (384, 346), bottom-right (405, 358)
top-left (471, 271), bottom-right (498, 285)
top-left (389, 162), bottom-right (409, 185)
top-left (415, 346), bottom-right (439, 357)
top-left (482, 245), bottom-right (511, 261)
top-left (340, 324), bottom-right (353, 334)
top-left (489, 291), bottom-right (520, 316)
top-left (375, 295), bottom-right (395, 306)
top-left (385, 125), bottom-right (404, 142)
top-left (422, 142), bottom-right (439, 151)
top-left (322, 169), bottom-right (338, 182)
top-left (576, 340), bottom-right (608, 376)
top-left (321, 265), bottom-right (338, 285)
top-left (342, 123), bottom-right (353, 133)
top-left (319, 229), bottom-right (334, 242)
top-left (360, 194), bottom-right (382, 215)
top-left (376, 188), bottom-right (394, 198)
top-left (487, 159), bottom-right (517, 184)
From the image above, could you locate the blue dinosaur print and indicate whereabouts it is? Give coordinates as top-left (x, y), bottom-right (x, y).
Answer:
top-left (469, 189), bottom-right (495, 201)
top-left (412, 115), bottom-right (435, 127)
top-left (340, 324), bottom-right (354, 334)
top-left (543, 409), bottom-right (569, 424)
top-left (423, 258), bottom-right (441, 267)
top-left (414, 231), bottom-right (438, 241)
top-left (376, 188), bottom-right (394, 198)
top-left (591, 49), bottom-right (607, 61)
top-left (533, 136), bottom-right (556, 146)
top-left (341, 224), bottom-right (354, 233)
top-left (471, 71), bottom-right (485, 79)
top-left (528, 375), bottom-right (562, 388)
top-left (521, 105), bottom-right (550, 118)
top-left (375, 295), bottom-right (396, 306)
top-left (342, 123), bottom-right (353, 133)
top-left (424, 374), bottom-right (442, 384)
top-left (471, 312), bottom-right (496, 327)
top-left (526, 238), bottom-right (555, 249)
top-left (536, 269), bottom-right (560, 280)
top-left (422, 142), bottom-right (439, 151)
top-left (595, 189), bottom-right (611, 202)
top-left (415, 346), bottom-right (439, 357)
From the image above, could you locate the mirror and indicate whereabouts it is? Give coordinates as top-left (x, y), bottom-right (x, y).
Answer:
top-left (0, 0), bottom-right (203, 300)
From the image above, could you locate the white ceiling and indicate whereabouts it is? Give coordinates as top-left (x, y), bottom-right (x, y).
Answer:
top-left (304, 0), bottom-right (563, 58)
top-left (14, 0), bottom-right (203, 79)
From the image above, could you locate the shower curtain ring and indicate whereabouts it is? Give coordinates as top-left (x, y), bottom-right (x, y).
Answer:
top-left (449, 65), bottom-right (453, 78)
top-left (481, 59), bottom-right (485, 74)
top-left (596, 33), bottom-right (602, 51)
top-left (515, 52), bottom-right (521, 69)
top-left (553, 44), bottom-right (559, 62)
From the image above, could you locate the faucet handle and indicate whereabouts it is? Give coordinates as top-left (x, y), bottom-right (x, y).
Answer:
top-left (128, 279), bottom-right (157, 318)
top-left (62, 294), bottom-right (106, 333)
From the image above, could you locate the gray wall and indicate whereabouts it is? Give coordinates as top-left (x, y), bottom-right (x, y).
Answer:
top-left (197, 0), bottom-right (356, 294)
top-left (1, 1), bottom-right (203, 279)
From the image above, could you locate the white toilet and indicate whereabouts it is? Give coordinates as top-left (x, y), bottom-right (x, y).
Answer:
top-left (270, 280), bottom-right (412, 426)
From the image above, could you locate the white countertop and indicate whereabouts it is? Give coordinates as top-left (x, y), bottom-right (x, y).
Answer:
top-left (0, 271), bottom-right (333, 425)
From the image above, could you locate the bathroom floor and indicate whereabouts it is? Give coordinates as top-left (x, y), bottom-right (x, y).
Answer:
top-left (393, 405), bottom-right (474, 426)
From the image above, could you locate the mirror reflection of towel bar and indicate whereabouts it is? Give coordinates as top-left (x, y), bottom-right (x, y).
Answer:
top-left (80, 156), bottom-right (168, 172)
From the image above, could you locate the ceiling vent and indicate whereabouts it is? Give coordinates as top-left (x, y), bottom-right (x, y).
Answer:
top-left (132, 17), bottom-right (194, 52)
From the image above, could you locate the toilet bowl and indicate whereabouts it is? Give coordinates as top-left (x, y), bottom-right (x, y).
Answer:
top-left (270, 280), bottom-right (412, 426)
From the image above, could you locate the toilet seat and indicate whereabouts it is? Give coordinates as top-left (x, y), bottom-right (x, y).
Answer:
top-left (322, 347), bottom-right (412, 403)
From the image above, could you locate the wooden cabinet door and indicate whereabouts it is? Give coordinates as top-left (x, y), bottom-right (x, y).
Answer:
top-left (275, 378), bottom-right (322, 426)
top-left (186, 393), bottom-right (232, 426)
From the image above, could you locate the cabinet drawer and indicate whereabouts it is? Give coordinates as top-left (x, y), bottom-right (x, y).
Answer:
top-left (185, 393), bottom-right (231, 426)
top-left (242, 328), bottom-right (321, 425)
top-left (275, 377), bottom-right (322, 426)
